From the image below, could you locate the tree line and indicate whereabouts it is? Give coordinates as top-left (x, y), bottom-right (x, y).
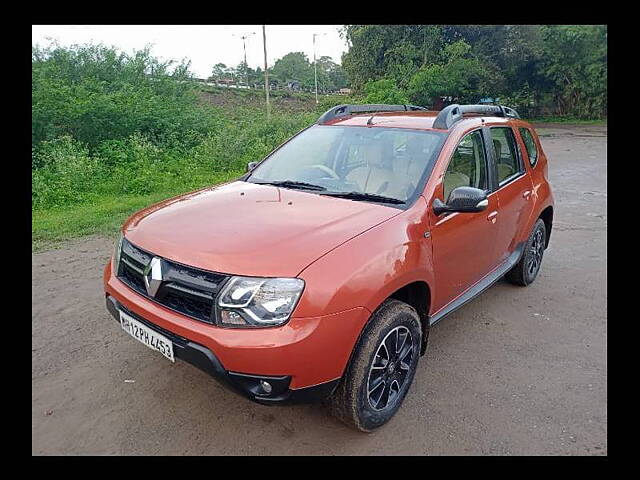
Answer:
top-left (209, 52), bottom-right (349, 92)
top-left (340, 25), bottom-right (607, 119)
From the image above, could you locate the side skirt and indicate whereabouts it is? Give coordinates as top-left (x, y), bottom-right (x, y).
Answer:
top-left (428, 242), bottom-right (525, 327)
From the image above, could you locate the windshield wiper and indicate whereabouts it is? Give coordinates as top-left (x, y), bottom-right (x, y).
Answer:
top-left (320, 191), bottom-right (405, 205)
top-left (252, 180), bottom-right (326, 191)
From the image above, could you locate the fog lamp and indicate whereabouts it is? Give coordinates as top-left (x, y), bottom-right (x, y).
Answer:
top-left (260, 380), bottom-right (272, 394)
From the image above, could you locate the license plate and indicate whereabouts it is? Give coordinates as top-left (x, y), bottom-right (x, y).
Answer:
top-left (119, 310), bottom-right (175, 362)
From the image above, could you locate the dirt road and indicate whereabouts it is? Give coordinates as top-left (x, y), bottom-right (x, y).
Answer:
top-left (32, 124), bottom-right (607, 455)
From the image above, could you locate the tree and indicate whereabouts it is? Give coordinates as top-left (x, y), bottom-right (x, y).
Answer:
top-left (342, 25), bottom-right (417, 90)
top-left (383, 41), bottom-right (422, 89)
top-left (340, 24), bottom-right (607, 118)
top-left (407, 40), bottom-right (500, 106)
top-left (209, 63), bottom-right (228, 83)
top-left (248, 66), bottom-right (263, 87)
top-left (341, 25), bottom-right (445, 91)
top-left (316, 56), bottom-right (348, 92)
top-left (539, 25), bottom-right (607, 118)
top-left (270, 52), bottom-right (314, 89)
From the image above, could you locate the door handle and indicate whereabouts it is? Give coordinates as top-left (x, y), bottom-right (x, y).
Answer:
top-left (487, 211), bottom-right (498, 223)
top-left (523, 190), bottom-right (531, 199)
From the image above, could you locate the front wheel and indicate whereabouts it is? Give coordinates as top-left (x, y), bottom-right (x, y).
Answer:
top-left (505, 218), bottom-right (547, 286)
top-left (328, 299), bottom-right (422, 432)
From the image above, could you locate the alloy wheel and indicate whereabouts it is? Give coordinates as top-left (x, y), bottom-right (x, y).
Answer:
top-left (366, 326), bottom-right (414, 411)
top-left (527, 228), bottom-right (545, 278)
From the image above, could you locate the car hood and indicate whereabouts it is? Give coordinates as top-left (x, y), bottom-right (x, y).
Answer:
top-left (123, 181), bottom-right (402, 277)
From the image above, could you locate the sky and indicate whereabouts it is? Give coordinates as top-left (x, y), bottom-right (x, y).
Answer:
top-left (32, 25), bottom-right (349, 79)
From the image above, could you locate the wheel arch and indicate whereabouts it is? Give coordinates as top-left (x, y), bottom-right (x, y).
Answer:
top-left (387, 281), bottom-right (431, 356)
top-left (337, 278), bottom-right (432, 394)
top-left (539, 205), bottom-right (553, 248)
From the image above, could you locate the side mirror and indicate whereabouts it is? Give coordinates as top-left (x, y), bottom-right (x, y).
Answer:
top-left (433, 186), bottom-right (488, 216)
top-left (246, 161), bottom-right (258, 172)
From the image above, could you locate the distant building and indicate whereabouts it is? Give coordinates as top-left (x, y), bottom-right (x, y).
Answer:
top-left (216, 78), bottom-right (236, 87)
top-left (338, 88), bottom-right (352, 95)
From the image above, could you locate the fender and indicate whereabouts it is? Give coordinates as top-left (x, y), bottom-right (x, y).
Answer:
top-left (519, 158), bottom-right (555, 245)
top-left (295, 197), bottom-right (434, 318)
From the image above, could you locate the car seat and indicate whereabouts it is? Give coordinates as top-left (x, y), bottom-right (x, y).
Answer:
top-left (346, 143), bottom-right (411, 200)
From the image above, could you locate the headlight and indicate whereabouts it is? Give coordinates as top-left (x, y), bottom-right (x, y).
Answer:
top-left (217, 276), bottom-right (304, 327)
top-left (113, 232), bottom-right (124, 274)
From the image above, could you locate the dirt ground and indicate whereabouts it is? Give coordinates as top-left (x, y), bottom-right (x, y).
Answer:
top-left (32, 124), bottom-right (607, 455)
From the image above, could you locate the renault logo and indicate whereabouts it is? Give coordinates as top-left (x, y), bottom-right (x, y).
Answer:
top-left (143, 256), bottom-right (164, 297)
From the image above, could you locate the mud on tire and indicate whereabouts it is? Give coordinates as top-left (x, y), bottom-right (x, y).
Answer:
top-left (328, 299), bottom-right (422, 432)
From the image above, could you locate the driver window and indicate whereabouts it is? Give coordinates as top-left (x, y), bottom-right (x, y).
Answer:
top-left (443, 130), bottom-right (488, 202)
top-left (257, 127), bottom-right (341, 180)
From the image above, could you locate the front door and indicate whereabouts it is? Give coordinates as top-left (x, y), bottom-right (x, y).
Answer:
top-left (429, 129), bottom-right (500, 313)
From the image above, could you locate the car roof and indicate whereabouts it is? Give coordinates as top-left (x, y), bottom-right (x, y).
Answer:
top-left (321, 111), bottom-right (525, 132)
top-left (316, 103), bottom-right (537, 134)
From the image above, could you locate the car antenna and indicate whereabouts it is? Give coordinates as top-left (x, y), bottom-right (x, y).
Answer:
top-left (367, 115), bottom-right (375, 126)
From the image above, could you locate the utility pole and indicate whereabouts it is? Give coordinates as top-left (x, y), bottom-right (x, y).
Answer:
top-left (423, 26), bottom-right (428, 66)
top-left (312, 33), bottom-right (326, 104)
top-left (233, 31), bottom-right (255, 88)
top-left (263, 25), bottom-right (270, 119)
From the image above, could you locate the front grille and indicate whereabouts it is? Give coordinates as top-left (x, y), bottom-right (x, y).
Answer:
top-left (116, 238), bottom-right (229, 323)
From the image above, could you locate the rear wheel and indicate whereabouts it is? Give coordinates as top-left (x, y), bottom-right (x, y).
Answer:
top-left (328, 299), bottom-right (422, 432)
top-left (506, 218), bottom-right (547, 286)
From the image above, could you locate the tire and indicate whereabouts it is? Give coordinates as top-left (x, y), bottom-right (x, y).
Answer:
top-left (505, 218), bottom-right (547, 286)
top-left (328, 299), bottom-right (422, 432)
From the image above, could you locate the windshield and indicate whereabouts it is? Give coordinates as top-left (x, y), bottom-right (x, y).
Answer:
top-left (246, 125), bottom-right (446, 204)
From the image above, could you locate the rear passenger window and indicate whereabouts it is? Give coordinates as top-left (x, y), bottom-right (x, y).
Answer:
top-left (490, 127), bottom-right (522, 185)
top-left (519, 127), bottom-right (538, 166)
top-left (443, 130), bottom-right (488, 202)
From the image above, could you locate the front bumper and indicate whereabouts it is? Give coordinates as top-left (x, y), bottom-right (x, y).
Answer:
top-left (104, 260), bottom-right (370, 404)
top-left (106, 295), bottom-right (339, 404)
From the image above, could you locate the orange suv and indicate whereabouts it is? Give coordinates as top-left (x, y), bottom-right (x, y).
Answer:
top-left (104, 103), bottom-right (554, 431)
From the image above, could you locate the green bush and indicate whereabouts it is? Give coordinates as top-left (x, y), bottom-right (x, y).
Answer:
top-left (192, 110), bottom-right (314, 171)
top-left (31, 44), bottom-right (323, 213)
top-left (32, 43), bottom-right (222, 152)
top-left (363, 79), bottom-right (409, 104)
top-left (32, 136), bottom-right (103, 208)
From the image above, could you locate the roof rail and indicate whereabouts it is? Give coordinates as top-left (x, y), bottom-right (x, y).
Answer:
top-left (432, 104), bottom-right (520, 130)
top-left (316, 104), bottom-right (427, 124)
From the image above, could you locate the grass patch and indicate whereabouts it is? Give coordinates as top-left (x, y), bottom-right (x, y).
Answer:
top-left (528, 116), bottom-right (607, 125)
top-left (32, 170), bottom-right (242, 252)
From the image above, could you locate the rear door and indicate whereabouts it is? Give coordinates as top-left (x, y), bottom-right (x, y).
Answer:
top-left (488, 125), bottom-right (534, 263)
